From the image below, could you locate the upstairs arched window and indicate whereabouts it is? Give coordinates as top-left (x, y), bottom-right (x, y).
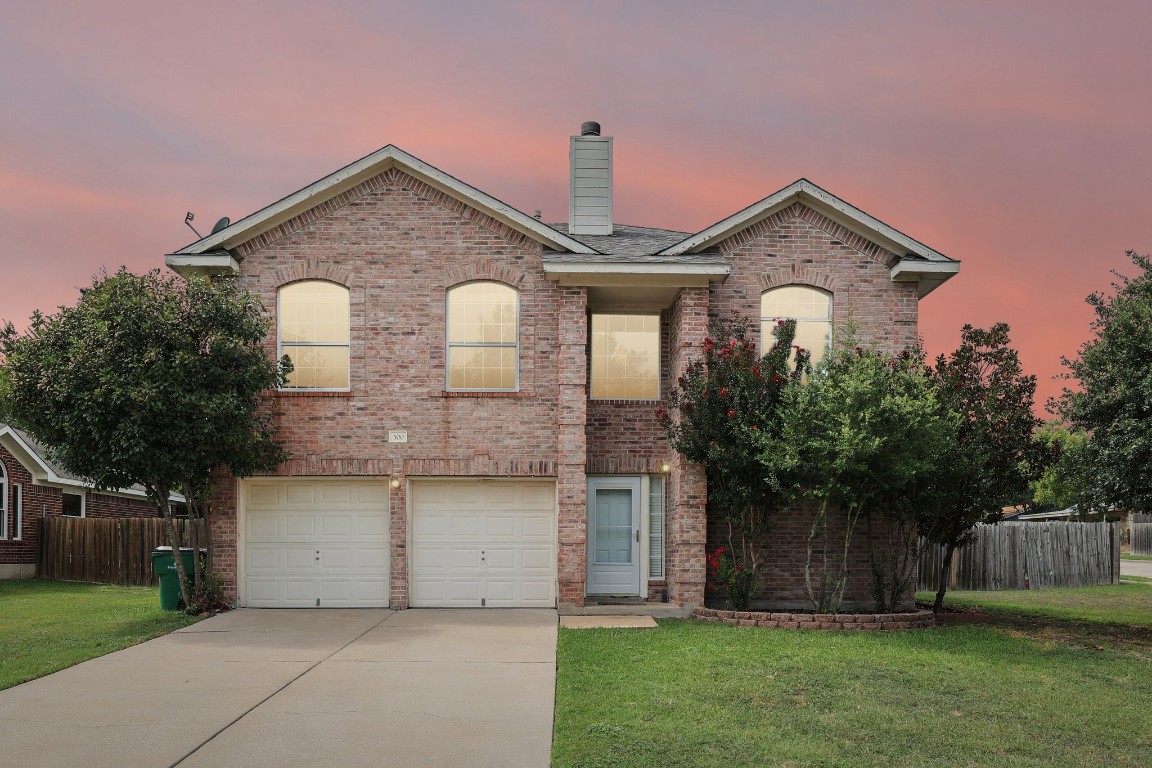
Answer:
top-left (278, 281), bottom-right (350, 390)
top-left (761, 285), bottom-right (832, 367)
top-left (446, 282), bottom-right (519, 391)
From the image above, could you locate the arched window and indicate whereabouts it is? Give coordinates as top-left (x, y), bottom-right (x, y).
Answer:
top-left (0, 461), bottom-right (8, 540)
top-left (761, 285), bottom-right (832, 366)
top-left (446, 282), bottom-right (519, 390)
top-left (278, 281), bottom-right (350, 389)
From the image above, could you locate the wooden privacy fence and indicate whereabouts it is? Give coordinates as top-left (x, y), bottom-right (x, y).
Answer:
top-left (37, 517), bottom-right (207, 586)
top-left (1133, 513), bottom-right (1152, 555)
top-left (918, 522), bottom-right (1121, 592)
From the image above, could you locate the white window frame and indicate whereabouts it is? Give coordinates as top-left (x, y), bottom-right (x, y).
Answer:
top-left (0, 461), bottom-right (7, 540)
top-left (589, 313), bottom-right (662, 401)
top-left (13, 484), bottom-right (22, 540)
top-left (445, 281), bottom-right (521, 392)
top-left (760, 285), bottom-right (833, 364)
top-left (277, 280), bottom-right (351, 392)
top-left (648, 475), bottom-right (665, 580)
top-left (62, 491), bottom-right (85, 519)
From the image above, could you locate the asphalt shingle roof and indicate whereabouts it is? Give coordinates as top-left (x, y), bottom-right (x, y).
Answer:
top-left (541, 224), bottom-right (727, 264)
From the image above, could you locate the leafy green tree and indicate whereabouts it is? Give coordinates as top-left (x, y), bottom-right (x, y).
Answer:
top-left (0, 269), bottom-right (288, 609)
top-left (658, 317), bottom-right (805, 609)
top-left (1056, 251), bottom-right (1152, 514)
top-left (780, 337), bottom-right (953, 613)
top-left (922, 323), bottom-right (1042, 612)
top-left (1031, 422), bottom-right (1104, 518)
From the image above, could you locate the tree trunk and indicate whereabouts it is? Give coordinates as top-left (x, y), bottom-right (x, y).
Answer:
top-left (932, 544), bottom-right (956, 613)
top-left (158, 485), bottom-right (193, 610)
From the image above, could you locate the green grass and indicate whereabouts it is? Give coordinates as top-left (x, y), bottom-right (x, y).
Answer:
top-left (554, 588), bottom-right (1152, 767)
top-left (0, 580), bottom-right (202, 690)
top-left (1122, 553), bottom-right (1152, 561)
top-left (918, 584), bottom-right (1152, 627)
top-left (1121, 574), bottom-right (1152, 583)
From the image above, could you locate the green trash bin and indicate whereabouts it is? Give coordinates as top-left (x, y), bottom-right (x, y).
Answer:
top-left (151, 547), bottom-right (197, 611)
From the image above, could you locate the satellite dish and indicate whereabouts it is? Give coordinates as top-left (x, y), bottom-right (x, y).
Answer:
top-left (210, 216), bottom-right (231, 234)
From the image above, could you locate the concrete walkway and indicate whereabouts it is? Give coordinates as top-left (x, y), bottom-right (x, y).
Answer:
top-left (0, 608), bottom-right (557, 768)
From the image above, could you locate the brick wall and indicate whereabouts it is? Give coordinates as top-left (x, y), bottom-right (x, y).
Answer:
top-left (218, 168), bottom-right (572, 604)
top-left (703, 201), bottom-right (923, 607)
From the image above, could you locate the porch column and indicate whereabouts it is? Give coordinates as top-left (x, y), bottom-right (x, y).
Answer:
top-left (556, 287), bottom-right (588, 608)
top-left (666, 287), bottom-right (709, 606)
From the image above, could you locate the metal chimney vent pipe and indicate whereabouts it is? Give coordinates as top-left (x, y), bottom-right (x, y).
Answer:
top-left (580, 121), bottom-right (601, 136)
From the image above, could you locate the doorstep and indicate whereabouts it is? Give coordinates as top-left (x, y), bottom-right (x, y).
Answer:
top-left (560, 616), bottom-right (659, 629)
top-left (558, 602), bottom-right (693, 619)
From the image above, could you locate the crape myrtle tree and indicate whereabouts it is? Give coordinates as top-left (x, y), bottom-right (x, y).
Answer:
top-left (1056, 251), bottom-right (1152, 514)
top-left (658, 317), bottom-right (806, 610)
top-left (923, 323), bottom-right (1043, 612)
top-left (779, 335), bottom-right (953, 614)
top-left (0, 268), bottom-right (288, 610)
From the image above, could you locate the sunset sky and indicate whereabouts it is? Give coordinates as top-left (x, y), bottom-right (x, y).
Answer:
top-left (2, 1), bottom-right (1150, 412)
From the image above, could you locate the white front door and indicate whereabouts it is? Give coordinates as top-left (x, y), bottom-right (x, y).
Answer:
top-left (586, 477), bottom-right (642, 595)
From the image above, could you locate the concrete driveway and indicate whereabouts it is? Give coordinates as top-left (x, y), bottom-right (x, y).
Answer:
top-left (0, 608), bottom-right (557, 768)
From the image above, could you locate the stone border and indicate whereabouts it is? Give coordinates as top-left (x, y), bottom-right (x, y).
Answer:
top-left (693, 607), bottom-right (936, 631)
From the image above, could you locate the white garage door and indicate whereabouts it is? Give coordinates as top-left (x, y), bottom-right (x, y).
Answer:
top-left (410, 480), bottom-right (556, 608)
top-left (242, 479), bottom-right (390, 608)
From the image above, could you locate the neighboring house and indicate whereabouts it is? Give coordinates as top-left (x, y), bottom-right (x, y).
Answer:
top-left (0, 424), bottom-right (160, 578)
top-left (166, 122), bottom-right (958, 609)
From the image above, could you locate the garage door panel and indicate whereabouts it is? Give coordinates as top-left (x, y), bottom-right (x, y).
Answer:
top-left (410, 480), bottom-right (556, 608)
top-left (242, 479), bottom-right (389, 608)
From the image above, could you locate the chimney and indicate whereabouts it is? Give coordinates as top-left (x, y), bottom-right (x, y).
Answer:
top-left (569, 121), bottom-right (613, 235)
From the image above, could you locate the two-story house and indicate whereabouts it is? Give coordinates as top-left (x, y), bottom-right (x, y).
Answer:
top-left (166, 122), bottom-right (957, 610)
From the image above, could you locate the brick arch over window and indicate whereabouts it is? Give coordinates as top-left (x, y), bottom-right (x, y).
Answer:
top-left (271, 261), bottom-right (356, 289)
top-left (757, 264), bottom-right (841, 294)
top-left (444, 261), bottom-right (525, 290)
top-left (277, 279), bottom-right (351, 390)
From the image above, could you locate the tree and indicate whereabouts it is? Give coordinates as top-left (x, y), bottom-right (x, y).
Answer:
top-left (1056, 250), bottom-right (1152, 514)
top-left (0, 268), bottom-right (288, 609)
top-left (780, 336), bottom-right (953, 613)
top-left (922, 323), bottom-right (1042, 612)
top-left (1031, 422), bottom-right (1104, 518)
top-left (658, 317), bottom-right (805, 609)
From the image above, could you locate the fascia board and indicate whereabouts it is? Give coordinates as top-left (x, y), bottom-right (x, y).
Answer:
top-left (543, 262), bottom-right (729, 287)
top-left (165, 253), bottom-right (240, 277)
top-left (173, 146), bottom-right (595, 257)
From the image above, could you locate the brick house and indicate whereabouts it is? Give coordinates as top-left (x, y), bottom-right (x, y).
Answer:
top-left (166, 123), bottom-right (958, 610)
top-left (0, 424), bottom-right (160, 578)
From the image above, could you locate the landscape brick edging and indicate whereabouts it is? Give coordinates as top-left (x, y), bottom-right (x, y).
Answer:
top-left (692, 607), bottom-right (936, 631)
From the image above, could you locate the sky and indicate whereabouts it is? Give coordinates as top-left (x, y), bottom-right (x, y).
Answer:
top-left (2, 0), bottom-right (1150, 413)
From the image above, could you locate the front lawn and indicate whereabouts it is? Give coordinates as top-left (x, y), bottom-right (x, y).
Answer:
top-left (554, 588), bottom-right (1152, 767)
top-left (919, 584), bottom-right (1152, 627)
top-left (0, 580), bottom-right (202, 690)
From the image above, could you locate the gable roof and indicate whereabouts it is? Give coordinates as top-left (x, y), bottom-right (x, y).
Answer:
top-left (167, 145), bottom-right (598, 275)
top-left (658, 179), bottom-right (959, 297)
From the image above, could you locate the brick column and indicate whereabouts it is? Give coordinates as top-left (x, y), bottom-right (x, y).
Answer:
top-left (556, 287), bottom-right (588, 608)
top-left (666, 287), bottom-right (709, 606)
top-left (209, 470), bottom-right (239, 606)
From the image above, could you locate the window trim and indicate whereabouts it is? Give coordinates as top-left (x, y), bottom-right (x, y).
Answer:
top-left (62, 491), bottom-right (85, 519)
top-left (445, 281), bottom-right (521, 393)
top-left (0, 461), bottom-right (7, 540)
top-left (760, 284), bottom-right (833, 363)
top-left (276, 280), bottom-right (351, 392)
top-left (12, 483), bottom-right (22, 540)
top-left (589, 312), bottom-right (662, 401)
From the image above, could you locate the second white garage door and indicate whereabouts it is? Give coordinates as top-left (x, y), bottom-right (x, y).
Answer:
top-left (242, 478), bottom-right (390, 608)
top-left (409, 480), bottom-right (556, 608)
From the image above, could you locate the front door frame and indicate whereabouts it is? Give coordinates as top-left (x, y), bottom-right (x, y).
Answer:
top-left (585, 475), bottom-right (644, 596)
